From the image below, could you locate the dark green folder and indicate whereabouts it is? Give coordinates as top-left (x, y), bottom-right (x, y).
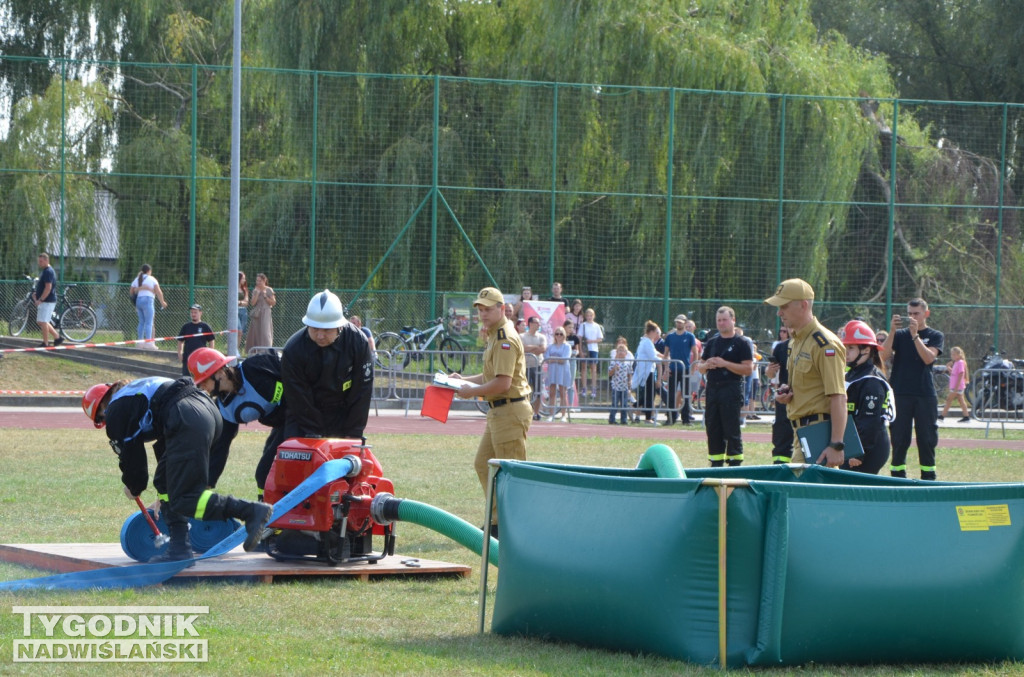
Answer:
top-left (795, 416), bottom-right (864, 463)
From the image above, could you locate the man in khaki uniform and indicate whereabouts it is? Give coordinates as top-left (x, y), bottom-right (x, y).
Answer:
top-left (455, 286), bottom-right (532, 537)
top-left (765, 278), bottom-right (848, 468)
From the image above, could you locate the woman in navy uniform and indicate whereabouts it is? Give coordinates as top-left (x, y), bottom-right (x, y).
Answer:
top-left (839, 320), bottom-right (894, 474)
top-left (188, 347), bottom-right (287, 499)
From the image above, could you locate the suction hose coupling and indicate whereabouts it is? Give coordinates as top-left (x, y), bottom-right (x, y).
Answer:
top-left (342, 454), bottom-right (363, 478)
top-left (370, 492), bottom-right (401, 525)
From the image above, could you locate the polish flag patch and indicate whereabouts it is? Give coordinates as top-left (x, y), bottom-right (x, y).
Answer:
top-left (501, 342), bottom-right (511, 350)
top-left (824, 348), bottom-right (836, 357)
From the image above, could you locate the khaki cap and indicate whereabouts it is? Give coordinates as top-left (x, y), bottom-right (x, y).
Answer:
top-left (674, 314), bottom-right (687, 324)
top-left (764, 278), bottom-right (815, 306)
top-left (474, 287), bottom-right (504, 308)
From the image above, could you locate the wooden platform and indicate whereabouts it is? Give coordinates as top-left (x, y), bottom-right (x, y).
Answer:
top-left (0, 543), bottom-right (471, 583)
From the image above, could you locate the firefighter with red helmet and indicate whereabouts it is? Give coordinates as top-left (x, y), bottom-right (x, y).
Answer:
top-left (840, 320), bottom-right (895, 474)
top-left (280, 290), bottom-right (373, 440)
top-left (81, 377), bottom-right (273, 564)
top-left (188, 347), bottom-right (287, 499)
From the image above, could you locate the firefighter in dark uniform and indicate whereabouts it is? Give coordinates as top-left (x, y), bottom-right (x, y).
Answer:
top-left (765, 278), bottom-right (848, 467)
top-left (765, 327), bottom-right (794, 463)
top-left (188, 347), bottom-right (287, 499)
top-left (81, 377), bottom-right (273, 564)
top-left (840, 320), bottom-right (894, 474)
top-left (453, 286), bottom-right (532, 538)
top-left (280, 290), bottom-right (374, 440)
top-left (696, 306), bottom-right (753, 466)
top-left (880, 298), bottom-right (943, 480)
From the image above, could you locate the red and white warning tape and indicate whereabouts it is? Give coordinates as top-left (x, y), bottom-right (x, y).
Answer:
top-left (1, 330), bottom-right (237, 354)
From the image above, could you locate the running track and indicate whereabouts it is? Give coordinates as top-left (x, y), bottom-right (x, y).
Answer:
top-left (3, 407), bottom-right (1024, 449)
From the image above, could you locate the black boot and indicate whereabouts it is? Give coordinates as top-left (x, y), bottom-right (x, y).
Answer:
top-left (224, 497), bottom-right (274, 552)
top-left (149, 507), bottom-right (194, 567)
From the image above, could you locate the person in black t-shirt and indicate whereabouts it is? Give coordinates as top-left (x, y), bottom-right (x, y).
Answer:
top-left (177, 304), bottom-right (215, 375)
top-left (881, 297), bottom-right (944, 480)
top-left (696, 307), bottom-right (753, 466)
top-left (765, 328), bottom-right (794, 463)
top-left (563, 319), bottom-right (582, 406)
top-left (548, 281), bottom-right (571, 311)
top-left (33, 252), bottom-right (62, 347)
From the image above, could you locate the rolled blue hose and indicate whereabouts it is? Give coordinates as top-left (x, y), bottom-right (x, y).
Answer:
top-left (187, 518), bottom-right (241, 553)
top-left (119, 510), bottom-right (169, 562)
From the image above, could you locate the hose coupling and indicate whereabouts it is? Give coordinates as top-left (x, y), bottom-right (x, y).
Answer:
top-left (341, 454), bottom-right (363, 478)
top-left (370, 493), bottom-right (401, 525)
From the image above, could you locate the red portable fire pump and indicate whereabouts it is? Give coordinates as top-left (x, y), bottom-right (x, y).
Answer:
top-left (261, 437), bottom-right (396, 565)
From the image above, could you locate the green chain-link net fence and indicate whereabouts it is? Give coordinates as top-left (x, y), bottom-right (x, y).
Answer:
top-left (2, 58), bottom-right (1023, 363)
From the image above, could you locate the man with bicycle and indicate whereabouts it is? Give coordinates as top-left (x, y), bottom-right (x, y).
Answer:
top-left (33, 252), bottom-right (62, 348)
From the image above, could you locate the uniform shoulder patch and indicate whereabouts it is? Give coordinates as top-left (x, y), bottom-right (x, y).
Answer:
top-left (497, 328), bottom-right (506, 339)
top-left (811, 331), bottom-right (829, 347)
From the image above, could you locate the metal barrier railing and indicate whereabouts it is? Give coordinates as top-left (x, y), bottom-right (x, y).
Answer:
top-left (255, 346), bottom-right (778, 423)
top-left (371, 349), bottom-right (704, 423)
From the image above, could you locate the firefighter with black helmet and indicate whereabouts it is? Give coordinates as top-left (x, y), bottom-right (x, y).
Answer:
top-left (81, 378), bottom-right (273, 564)
top-left (188, 347), bottom-right (287, 499)
top-left (280, 290), bottom-right (374, 440)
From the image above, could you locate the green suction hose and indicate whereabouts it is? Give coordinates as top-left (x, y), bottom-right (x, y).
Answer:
top-left (636, 443), bottom-right (687, 478)
top-left (372, 495), bottom-right (499, 566)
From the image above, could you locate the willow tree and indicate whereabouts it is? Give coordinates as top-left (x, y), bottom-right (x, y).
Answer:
top-left (0, 76), bottom-right (113, 277)
top-left (445, 0), bottom-right (895, 302)
top-left (811, 0), bottom-right (1024, 317)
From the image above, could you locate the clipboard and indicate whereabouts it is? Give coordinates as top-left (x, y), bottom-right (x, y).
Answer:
top-left (795, 416), bottom-right (864, 464)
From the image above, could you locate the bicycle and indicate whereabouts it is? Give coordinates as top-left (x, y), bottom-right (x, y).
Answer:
top-left (375, 311), bottom-right (466, 373)
top-left (8, 275), bottom-right (98, 342)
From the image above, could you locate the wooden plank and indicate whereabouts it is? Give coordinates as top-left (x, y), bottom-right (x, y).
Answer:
top-left (0, 543), bottom-right (471, 581)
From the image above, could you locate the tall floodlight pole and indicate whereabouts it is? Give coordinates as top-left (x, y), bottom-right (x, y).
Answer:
top-left (226, 0), bottom-right (242, 356)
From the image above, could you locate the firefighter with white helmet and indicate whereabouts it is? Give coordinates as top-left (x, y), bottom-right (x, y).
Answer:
top-left (280, 290), bottom-right (373, 439)
top-left (840, 320), bottom-right (894, 474)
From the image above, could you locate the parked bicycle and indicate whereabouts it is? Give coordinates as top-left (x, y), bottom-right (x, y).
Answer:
top-left (8, 275), bottom-right (98, 342)
top-left (375, 311), bottom-right (466, 373)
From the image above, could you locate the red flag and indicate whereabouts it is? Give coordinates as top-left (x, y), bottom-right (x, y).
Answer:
top-left (421, 385), bottom-right (456, 423)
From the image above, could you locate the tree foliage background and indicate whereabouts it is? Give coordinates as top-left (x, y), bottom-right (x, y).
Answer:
top-left (1, 0), bottom-right (1022, 349)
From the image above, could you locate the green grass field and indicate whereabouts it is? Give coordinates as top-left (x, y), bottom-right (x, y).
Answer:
top-left (3, 427), bottom-right (1024, 675)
